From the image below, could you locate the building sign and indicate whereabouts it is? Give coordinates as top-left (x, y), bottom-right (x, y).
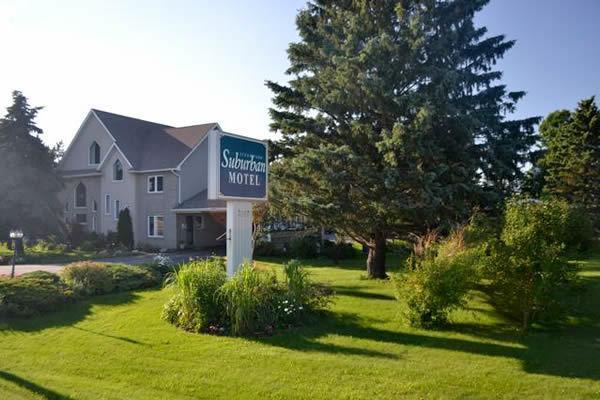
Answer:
top-left (219, 134), bottom-right (267, 200)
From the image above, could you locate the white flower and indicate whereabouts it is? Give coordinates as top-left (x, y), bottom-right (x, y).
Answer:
top-left (283, 300), bottom-right (288, 304)
top-left (299, 306), bottom-right (303, 310)
top-left (284, 308), bottom-right (288, 312)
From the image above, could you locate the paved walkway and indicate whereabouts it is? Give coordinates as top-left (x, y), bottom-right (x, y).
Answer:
top-left (0, 249), bottom-right (224, 277)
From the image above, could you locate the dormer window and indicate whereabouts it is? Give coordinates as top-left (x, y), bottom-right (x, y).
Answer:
top-left (89, 141), bottom-right (100, 165)
top-left (113, 159), bottom-right (123, 181)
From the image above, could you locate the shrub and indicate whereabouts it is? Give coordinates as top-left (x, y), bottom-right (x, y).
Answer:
top-left (78, 240), bottom-right (97, 252)
top-left (104, 264), bottom-right (159, 291)
top-left (143, 254), bottom-right (176, 279)
top-left (162, 258), bottom-right (227, 332)
top-left (61, 262), bottom-right (114, 296)
top-left (67, 222), bottom-right (85, 248)
top-left (254, 241), bottom-right (282, 257)
top-left (483, 198), bottom-right (579, 330)
top-left (62, 261), bottom-right (160, 296)
top-left (322, 240), bottom-right (356, 262)
top-left (0, 271), bottom-right (71, 317)
top-left (393, 229), bottom-right (478, 328)
top-left (218, 263), bottom-right (280, 336)
top-left (117, 208), bottom-right (134, 249)
top-left (289, 236), bottom-right (319, 259)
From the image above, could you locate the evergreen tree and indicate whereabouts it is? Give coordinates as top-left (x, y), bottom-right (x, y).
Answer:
top-left (267, 0), bottom-right (538, 278)
top-left (0, 91), bottom-right (64, 240)
top-left (540, 97), bottom-right (600, 217)
top-left (117, 208), bottom-right (134, 249)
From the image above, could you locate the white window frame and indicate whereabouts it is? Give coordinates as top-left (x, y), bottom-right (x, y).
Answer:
top-left (147, 175), bottom-right (164, 193)
top-left (147, 215), bottom-right (164, 238)
top-left (105, 194), bottom-right (111, 216)
top-left (113, 159), bottom-right (124, 182)
top-left (114, 200), bottom-right (121, 221)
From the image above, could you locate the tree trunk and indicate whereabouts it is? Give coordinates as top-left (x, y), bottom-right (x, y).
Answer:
top-left (366, 233), bottom-right (387, 279)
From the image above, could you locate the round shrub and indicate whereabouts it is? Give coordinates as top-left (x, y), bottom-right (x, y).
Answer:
top-left (0, 272), bottom-right (71, 318)
top-left (61, 261), bottom-right (114, 296)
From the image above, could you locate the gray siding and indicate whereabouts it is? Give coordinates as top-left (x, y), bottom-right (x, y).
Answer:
top-left (99, 147), bottom-right (136, 236)
top-left (59, 176), bottom-right (102, 232)
top-left (135, 171), bottom-right (179, 249)
top-left (179, 137), bottom-right (208, 202)
top-left (61, 114), bottom-right (114, 171)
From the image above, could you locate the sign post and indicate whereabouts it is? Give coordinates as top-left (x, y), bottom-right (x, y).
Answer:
top-left (208, 131), bottom-right (268, 276)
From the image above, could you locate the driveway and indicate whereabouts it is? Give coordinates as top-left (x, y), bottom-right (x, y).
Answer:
top-left (0, 248), bottom-right (225, 277)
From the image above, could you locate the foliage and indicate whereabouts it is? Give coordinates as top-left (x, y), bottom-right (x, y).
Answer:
top-left (117, 208), bottom-right (134, 249)
top-left (61, 262), bottom-right (114, 296)
top-left (162, 258), bottom-right (227, 333)
top-left (564, 206), bottom-right (595, 252)
top-left (218, 263), bottom-right (281, 335)
top-left (289, 236), bottom-right (319, 259)
top-left (0, 91), bottom-right (64, 241)
top-left (0, 271), bottom-right (71, 317)
top-left (254, 241), bottom-right (282, 257)
top-left (267, 0), bottom-right (539, 278)
top-left (483, 198), bottom-right (580, 330)
top-left (538, 98), bottom-right (600, 220)
top-left (393, 229), bottom-right (479, 328)
top-left (322, 240), bottom-right (357, 262)
top-left (61, 261), bottom-right (159, 297)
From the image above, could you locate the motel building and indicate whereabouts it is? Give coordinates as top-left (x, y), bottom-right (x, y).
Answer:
top-left (58, 109), bottom-right (267, 274)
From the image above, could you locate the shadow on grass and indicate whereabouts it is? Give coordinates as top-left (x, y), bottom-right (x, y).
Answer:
top-left (0, 291), bottom-right (140, 333)
top-left (333, 285), bottom-right (396, 301)
top-left (72, 326), bottom-right (148, 346)
top-left (0, 371), bottom-right (73, 400)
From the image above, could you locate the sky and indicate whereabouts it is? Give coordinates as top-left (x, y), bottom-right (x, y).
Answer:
top-left (0, 0), bottom-right (599, 147)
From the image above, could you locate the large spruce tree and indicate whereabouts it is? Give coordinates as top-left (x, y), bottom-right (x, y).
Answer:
top-left (0, 91), bottom-right (64, 240)
top-left (539, 97), bottom-right (600, 217)
top-left (267, 0), bottom-right (538, 278)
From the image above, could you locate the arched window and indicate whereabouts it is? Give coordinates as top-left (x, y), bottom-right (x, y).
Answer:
top-left (89, 141), bottom-right (100, 165)
top-left (113, 159), bottom-right (123, 181)
top-left (75, 182), bottom-right (87, 207)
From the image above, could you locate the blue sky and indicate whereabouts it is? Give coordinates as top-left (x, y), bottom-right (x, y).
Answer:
top-left (0, 0), bottom-right (598, 146)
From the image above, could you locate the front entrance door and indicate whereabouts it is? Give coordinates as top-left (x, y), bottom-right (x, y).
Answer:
top-left (185, 216), bottom-right (194, 246)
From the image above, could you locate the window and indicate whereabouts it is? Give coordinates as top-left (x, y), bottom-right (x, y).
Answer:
top-left (76, 214), bottom-right (87, 224)
top-left (148, 216), bottom-right (164, 238)
top-left (148, 175), bottom-right (164, 193)
top-left (194, 216), bottom-right (204, 230)
top-left (114, 200), bottom-right (120, 220)
top-left (89, 141), bottom-right (100, 165)
top-left (105, 194), bottom-right (111, 215)
top-left (75, 182), bottom-right (87, 208)
top-left (93, 200), bottom-right (98, 212)
top-left (113, 159), bottom-right (123, 181)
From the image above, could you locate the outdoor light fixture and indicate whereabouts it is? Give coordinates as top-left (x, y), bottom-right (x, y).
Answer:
top-left (9, 229), bottom-right (23, 279)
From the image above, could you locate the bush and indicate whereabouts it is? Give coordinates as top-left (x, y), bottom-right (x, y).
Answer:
top-left (0, 271), bottom-right (71, 317)
top-left (104, 264), bottom-right (159, 291)
top-left (218, 263), bottom-right (280, 335)
top-left (61, 262), bottom-right (114, 296)
top-left (62, 261), bottom-right (159, 296)
top-left (162, 258), bottom-right (227, 332)
top-left (142, 254), bottom-right (176, 279)
top-left (254, 241), bottom-right (282, 257)
top-left (393, 229), bottom-right (479, 328)
top-left (322, 240), bottom-right (356, 261)
top-left (483, 198), bottom-right (579, 330)
top-left (289, 236), bottom-right (319, 259)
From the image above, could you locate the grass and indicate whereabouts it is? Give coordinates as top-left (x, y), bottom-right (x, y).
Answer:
top-left (0, 254), bottom-right (599, 399)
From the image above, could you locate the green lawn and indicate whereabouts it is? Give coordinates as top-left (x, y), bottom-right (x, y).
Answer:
top-left (1, 255), bottom-right (599, 399)
top-left (0, 243), bottom-right (98, 265)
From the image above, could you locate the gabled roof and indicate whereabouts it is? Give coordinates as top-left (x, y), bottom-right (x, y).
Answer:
top-left (173, 190), bottom-right (226, 211)
top-left (91, 109), bottom-right (217, 171)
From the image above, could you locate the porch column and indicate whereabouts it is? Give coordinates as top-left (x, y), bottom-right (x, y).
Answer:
top-left (226, 201), bottom-right (253, 276)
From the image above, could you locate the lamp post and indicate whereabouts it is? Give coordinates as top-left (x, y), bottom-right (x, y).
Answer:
top-left (9, 229), bottom-right (23, 278)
